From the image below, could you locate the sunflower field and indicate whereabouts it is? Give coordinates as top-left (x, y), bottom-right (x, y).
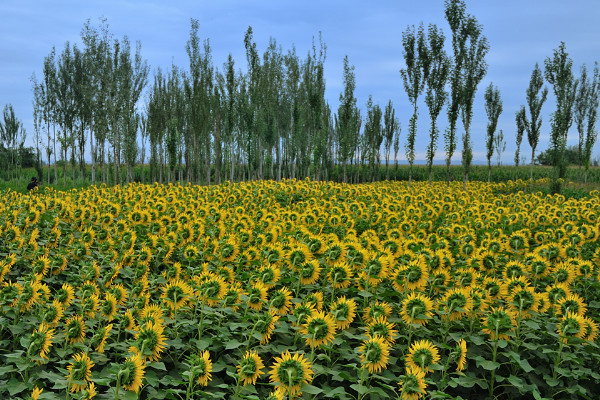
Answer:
top-left (1, 179), bottom-right (599, 400)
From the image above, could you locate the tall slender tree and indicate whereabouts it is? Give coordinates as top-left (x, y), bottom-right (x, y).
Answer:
top-left (544, 42), bottom-right (578, 194)
top-left (383, 100), bottom-right (399, 180)
top-left (459, 17), bottom-right (489, 189)
top-left (424, 24), bottom-right (450, 185)
top-left (583, 63), bottom-right (600, 183)
top-left (484, 82), bottom-right (502, 182)
top-left (522, 63), bottom-right (548, 179)
top-left (400, 24), bottom-right (429, 186)
top-left (336, 55), bottom-right (360, 183)
top-left (574, 64), bottom-right (590, 178)
top-left (444, 0), bottom-right (469, 185)
top-left (515, 106), bottom-right (526, 167)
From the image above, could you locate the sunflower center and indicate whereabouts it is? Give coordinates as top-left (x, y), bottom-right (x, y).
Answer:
top-left (166, 286), bottom-right (184, 302)
top-left (240, 358), bottom-right (256, 377)
top-left (278, 360), bottom-right (303, 387)
top-left (308, 318), bottom-right (329, 340)
top-left (364, 342), bottom-right (383, 363)
top-left (413, 349), bottom-right (433, 369)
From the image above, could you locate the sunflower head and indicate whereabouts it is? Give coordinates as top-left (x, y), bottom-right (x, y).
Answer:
top-left (66, 352), bottom-right (95, 393)
top-left (119, 353), bottom-right (146, 393)
top-left (269, 351), bottom-right (313, 397)
top-left (398, 366), bottom-right (428, 400)
top-left (405, 340), bottom-right (441, 374)
top-left (359, 335), bottom-right (390, 374)
top-left (401, 292), bottom-right (434, 327)
top-left (330, 296), bottom-right (357, 330)
top-left (237, 350), bottom-right (265, 386)
top-left (300, 311), bottom-right (337, 348)
top-left (189, 350), bottom-right (213, 386)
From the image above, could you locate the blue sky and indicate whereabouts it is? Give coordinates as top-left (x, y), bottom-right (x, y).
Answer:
top-left (2, 0), bottom-right (600, 164)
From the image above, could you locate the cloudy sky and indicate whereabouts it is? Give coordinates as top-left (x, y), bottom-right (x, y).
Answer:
top-left (2, 0), bottom-right (599, 164)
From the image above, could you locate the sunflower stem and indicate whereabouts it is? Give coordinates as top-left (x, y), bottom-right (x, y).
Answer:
top-left (488, 327), bottom-right (500, 398)
top-left (185, 367), bottom-right (195, 400)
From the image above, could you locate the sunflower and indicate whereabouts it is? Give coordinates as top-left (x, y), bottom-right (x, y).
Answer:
top-left (405, 340), bottom-right (440, 374)
top-left (80, 294), bottom-right (99, 319)
top-left (582, 316), bottom-right (599, 342)
top-left (509, 286), bottom-right (539, 318)
top-left (19, 280), bottom-right (42, 312)
top-left (42, 299), bottom-right (64, 326)
top-left (119, 309), bottom-right (137, 331)
top-left (109, 283), bottom-right (129, 306)
top-left (300, 310), bottom-right (337, 348)
top-left (359, 335), bottom-right (390, 373)
top-left (269, 287), bottom-right (293, 315)
top-left (0, 281), bottom-right (22, 308)
top-left (298, 260), bottom-right (322, 285)
top-left (28, 323), bottom-right (55, 363)
top-left (328, 261), bottom-right (353, 289)
top-left (255, 310), bottom-right (280, 345)
top-left (330, 296), bottom-right (357, 330)
top-left (66, 352), bottom-right (94, 393)
top-left (269, 350), bottom-right (313, 397)
top-left (219, 237), bottom-right (239, 262)
top-left (161, 262), bottom-right (182, 282)
top-left (362, 252), bottom-right (391, 287)
top-left (195, 272), bottom-right (228, 306)
top-left (30, 386), bottom-right (43, 400)
top-left (556, 293), bottom-right (587, 317)
top-left (256, 263), bottom-right (281, 290)
top-left (91, 324), bottom-right (113, 354)
top-left (557, 311), bottom-right (587, 343)
top-left (439, 288), bottom-right (473, 322)
top-left (120, 353), bottom-right (145, 393)
top-left (287, 244), bottom-right (314, 268)
top-left (398, 366), bottom-right (428, 400)
top-left (292, 302), bottom-right (317, 327)
top-left (223, 282), bottom-right (244, 312)
top-left (363, 301), bottom-right (393, 324)
top-left (365, 316), bottom-right (397, 344)
top-left (552, 262), bottom-right (576, 286)
top-left (64, 315), bottom-right (86, 344)
top-left (31, 255), bottom-right (51, 277)
top-left (323, 241), bottom-right (346, 264)
top-left (400, 292), bottom-right (434, 327)
top-left (304, 291), bottom-right (324, 311)
top-left (161, 279), bottom-right (193, 310)
top-left (546, 283), bottom-right (572, 310)
top-left (237, 350), bottom-right (265, 386)
top-left (130, 321), bottom-right (168, 362)
top-left (247, 281), bottom-right (268, 311)
top-left (99, 293), bottom-right (119, 322)
top-left (428, 268), bottom-right (451, 293)
top-left (481, 307), bottom-right (516, 341)
top-left (455, 339), bottom-right (467, 372)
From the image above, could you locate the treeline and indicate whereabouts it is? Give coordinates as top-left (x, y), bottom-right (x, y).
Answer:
top-left (7, 0), bottom-right (599, 191)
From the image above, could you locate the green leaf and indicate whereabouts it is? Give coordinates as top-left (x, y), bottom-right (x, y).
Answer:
top-left (350, 384), bottom-right (369, 395)
top-left (507, 375), bottom-right (525, 389)
top-left (0, 365), bottom-right (15, 376)
top-left (6, 378), bottom-right (28, 396)
top-left (475, 356), bottom-right (500, 371)
top-left (449, 375), bottom-right (488, 389)
top-left (324, 386), bottom-right (348, 398)
top-left (148, 361), bottom-right (167, 371)
top-left (543, 374), bottom-right (560, 387)
top-left (302, 385), bottom-right (323, 395)
top-left (523, 320), bottom-right (540, 330)
top-left (225, 339), bottom-right (243, 350)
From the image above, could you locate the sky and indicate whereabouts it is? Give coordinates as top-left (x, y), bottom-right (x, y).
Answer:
top-left (1, 0), bottom-right (600, 165)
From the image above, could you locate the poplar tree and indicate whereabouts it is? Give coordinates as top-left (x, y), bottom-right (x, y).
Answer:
top-left (583, 63), bottom-right (600, 183)
top-left (484, 82), bottom-right (502, 182)
top-left (383, 100), bottom-right (399, 180)
top-left (400, 23), bottom-right (429, 186)
top-left (444, 0), bottom-right (469, 185)
top-left (515, 106), bottom-right (526, 166)
top-left (424, 24), bottom-right (450, 185)
top-left (544, 42), bottom-right (578, 194)
top-left (574, 64), bottom-right (590, 177)
top-left (335, 55), bottom-right (360, 183)
top-left (522, 63), bottom-right (548, 179)
top-left (459, 17), bottom-right (489, 188)
top-left (0, 104), bottom-right (25, 179)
